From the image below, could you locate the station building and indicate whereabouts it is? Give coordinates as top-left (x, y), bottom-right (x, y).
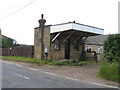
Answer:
top-left (34, 16), bottom-right (104, 60)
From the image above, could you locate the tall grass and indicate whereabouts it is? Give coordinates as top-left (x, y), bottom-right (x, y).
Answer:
top-left (98, 62), bottom-right (120, 82)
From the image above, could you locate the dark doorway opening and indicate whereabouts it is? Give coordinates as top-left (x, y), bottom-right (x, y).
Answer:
top-left (64, 39), bottom-right (70, 59)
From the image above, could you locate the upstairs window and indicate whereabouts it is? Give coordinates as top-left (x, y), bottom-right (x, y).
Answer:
top-left (54, 39), bottom-right (60, 50)
top-left (86, 45), bottom-right (92, 52)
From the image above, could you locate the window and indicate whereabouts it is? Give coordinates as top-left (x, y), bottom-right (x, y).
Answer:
top-left (54, 39), bottom-right (60, 50)
top-left (86, 45), bottom-right (92, 52)
top-left (98, 46), bottom-right (103, 53)
top-left (74, 40), bottom-right (79, 51)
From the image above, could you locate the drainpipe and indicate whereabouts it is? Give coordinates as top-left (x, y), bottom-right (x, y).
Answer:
top-left (38, 14), bottom-right (46, 60)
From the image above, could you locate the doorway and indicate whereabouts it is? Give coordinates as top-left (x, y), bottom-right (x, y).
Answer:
top-left (64, 39), bottom-right (70, 59)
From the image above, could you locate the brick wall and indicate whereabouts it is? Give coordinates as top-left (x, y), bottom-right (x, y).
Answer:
top-left (34, 26), bottom-right (51, 59)
top-left (85, 44), bottom-right (103, 61)
top-left (85, 44), bottom-right (103, 53)
top-left (50, 31), bottom-right (83, 61)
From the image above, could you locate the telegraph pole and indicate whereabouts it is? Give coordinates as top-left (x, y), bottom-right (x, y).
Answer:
top-left (38, 14), bottom-right (46, 60)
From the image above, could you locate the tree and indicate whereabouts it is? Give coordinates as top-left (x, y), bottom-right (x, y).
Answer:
top-left (103, 34), bottom-right (120, 62)
top-left (0, 37), bottom-right (19, 48)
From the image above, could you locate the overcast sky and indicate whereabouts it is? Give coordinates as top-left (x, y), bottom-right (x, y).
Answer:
top-left (0, 0), bottom-right (119, 45)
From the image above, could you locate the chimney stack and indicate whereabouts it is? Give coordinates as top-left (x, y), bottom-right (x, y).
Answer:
top-left (38, 14), bottom-right (46, 60)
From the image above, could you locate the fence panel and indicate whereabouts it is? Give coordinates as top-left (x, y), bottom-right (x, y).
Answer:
top-left (1, 46), bottom-right (34, 58)
top-left (85, 51), bottom-right (98, 62)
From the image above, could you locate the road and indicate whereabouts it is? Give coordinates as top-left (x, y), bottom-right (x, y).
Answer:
top-left (1, 60), bottom-right (118, 88)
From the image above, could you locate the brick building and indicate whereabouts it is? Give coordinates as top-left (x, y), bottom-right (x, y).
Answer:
top-left (34, 15), bottom-right (104, 60)
top-left (85, 35), bottom-right (108, 54)
top-left (84, 35), bottom-right (108, 61)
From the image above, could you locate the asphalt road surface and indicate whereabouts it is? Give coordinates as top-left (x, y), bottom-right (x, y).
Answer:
top-left (1, 60), bottom-right (118, 88)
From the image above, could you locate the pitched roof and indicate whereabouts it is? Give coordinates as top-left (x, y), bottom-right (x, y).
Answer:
top-left (85, 35), bottom-right (109, 45)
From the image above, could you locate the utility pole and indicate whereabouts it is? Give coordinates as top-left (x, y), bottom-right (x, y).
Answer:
top-left (38, 14), bottom-right (46, 60)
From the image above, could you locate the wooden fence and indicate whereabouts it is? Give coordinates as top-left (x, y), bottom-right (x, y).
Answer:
top-left (1, 45), bottom-right (34, 58)
top-left (85, 51), bottom-right (99, 62)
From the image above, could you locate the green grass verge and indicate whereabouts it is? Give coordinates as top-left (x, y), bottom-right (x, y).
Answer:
top-left (97, 62), bottom-right (120, 82)
top-left (0, 56), bottom-right (95, 66)
top-left (0, 56), bottom-right (52, 65)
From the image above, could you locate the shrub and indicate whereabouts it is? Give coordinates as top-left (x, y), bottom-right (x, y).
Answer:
top-left (103, 34), bottom-right (120, 62)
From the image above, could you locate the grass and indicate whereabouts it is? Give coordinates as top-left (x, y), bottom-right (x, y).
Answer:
top-left (0, 56), bottom-right (95, 66)
top-left (0, 56), bottom-right (52, 65)
top-left (97, 61), bottom-right (120, 82)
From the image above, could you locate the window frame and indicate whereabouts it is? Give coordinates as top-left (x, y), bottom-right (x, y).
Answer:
top-left (86, 45), bottom-right (92, 52)
top-left (98, 46), bottom-right (103, 54)
top-left (54, 39), bottom-right (60, 51)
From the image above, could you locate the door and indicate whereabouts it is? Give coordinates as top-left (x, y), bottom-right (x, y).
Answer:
top-left (64, 39), bottom-right (70, 59)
